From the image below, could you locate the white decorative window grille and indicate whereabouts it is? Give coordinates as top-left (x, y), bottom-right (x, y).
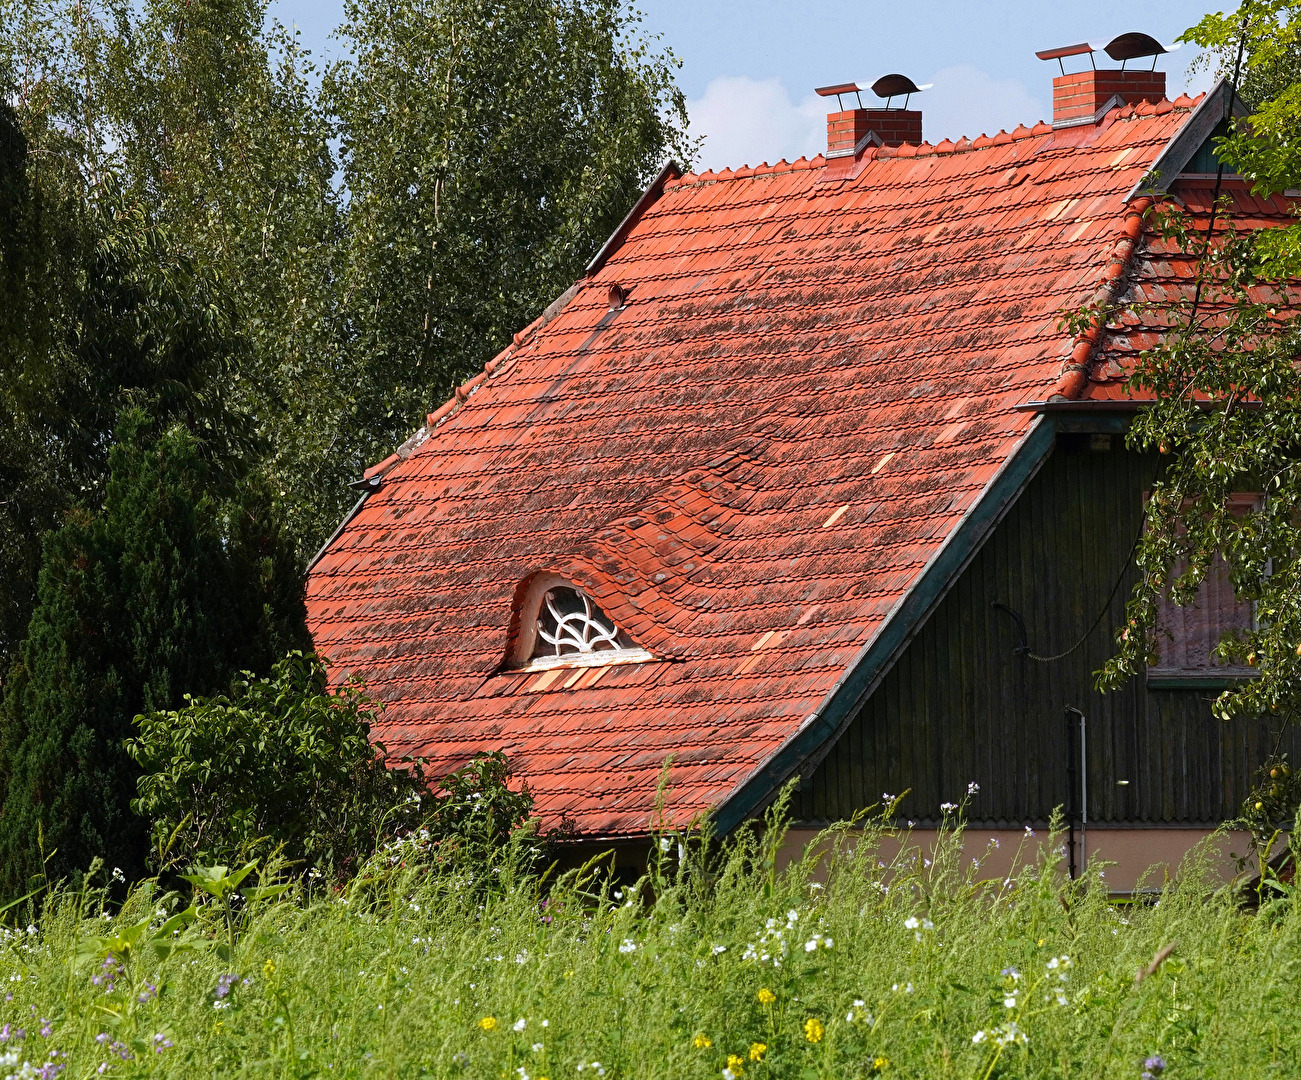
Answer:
top-left (521, 585), bottom-right (652, 671)
top-left (536, 587), bottom-right (630, 655)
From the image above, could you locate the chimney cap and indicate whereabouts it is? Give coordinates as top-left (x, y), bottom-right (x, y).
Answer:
top-left (815, 81), bottom-right (865, 98)
top-left (870, 73), bottom-right (931, 99)
top-left (1102, 31), bottom-right (1177, 62)
top-left (1036, 32), bottom-right (1179, 66)
top-left (815, 75), bottom-right (931, 110)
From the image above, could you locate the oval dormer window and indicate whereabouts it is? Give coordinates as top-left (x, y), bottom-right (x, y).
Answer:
top-left (516, 580), bottom-right (653, 671)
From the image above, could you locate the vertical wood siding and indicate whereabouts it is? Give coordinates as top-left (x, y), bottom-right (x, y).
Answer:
top-left (796, 437), bottom-right (1300, 827)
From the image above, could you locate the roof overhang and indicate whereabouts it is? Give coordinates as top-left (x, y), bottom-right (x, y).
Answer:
top-left (713, 414), bottom-right (1057, 834)
top-left (712, 403), bottom-right (1167, 832)
top-left (585, 160), bottom-right (682, 277)
top-left (1125, 78), bottom-right (1251, 202)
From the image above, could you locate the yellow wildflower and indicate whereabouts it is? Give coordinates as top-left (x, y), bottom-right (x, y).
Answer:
top-left (872, 1056), bottom-right (890, 1072)
top-left (478, 1016), bottom-right (498, 1031)
top-left (749, 1043), bottom-right (767, 1062)
top-left (804, 1017), bottom-right (825, 1043)
top-left (263, 959), bottom-right (276, 978)
top-left (563, 970), bottom-right (574, 979)
top-left (757, 988), bottom-right (776, 1005)
top-left (726, 1054), bottom-right (746, 1075)
top-left (693, 1034), bottom-right (712, 1049)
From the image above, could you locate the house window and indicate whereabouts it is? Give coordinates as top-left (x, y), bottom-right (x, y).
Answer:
top-left (1148, 494), bottom-right (1259, 685)
top-left (514, 579), bottom-right (653, 672)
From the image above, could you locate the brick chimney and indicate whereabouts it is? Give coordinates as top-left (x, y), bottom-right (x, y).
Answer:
top-left (817, 76), bottom-right (929, 158)
top-left (1037, 34), bottom-right (1174, 129)
top-left (826, 108), bottom-right (922, 155)
top-left (1051, 69), bottom-right (1165, 127)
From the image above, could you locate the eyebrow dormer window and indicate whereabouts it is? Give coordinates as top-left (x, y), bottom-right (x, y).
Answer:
top-left (514, 579), bottom-right (653, 672)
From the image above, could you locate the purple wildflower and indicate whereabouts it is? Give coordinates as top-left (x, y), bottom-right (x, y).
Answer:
top-left (215, 973), bottom-right (237, 999)
top-left (1142, 1056), bottom-right (1166, 1078)
top-left (40, 1019), bottom-right (52, 1037)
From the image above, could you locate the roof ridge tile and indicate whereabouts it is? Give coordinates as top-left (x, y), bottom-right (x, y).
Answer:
top-left (1048, 196), bottom-right (1154, 401)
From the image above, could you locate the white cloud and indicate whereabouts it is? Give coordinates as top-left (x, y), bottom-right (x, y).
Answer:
top-left (686, 66), bottom-right (1045, 171)
top-left (686, 76), bottom-right (824, 173)
top-left (685, 58), bottom-right (1213, 174)
top-left (921, 64), bottom-right (1046, 142)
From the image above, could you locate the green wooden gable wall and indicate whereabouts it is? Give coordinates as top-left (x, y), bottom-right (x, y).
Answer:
top-left (794, 432), bottom-right (1299, 829)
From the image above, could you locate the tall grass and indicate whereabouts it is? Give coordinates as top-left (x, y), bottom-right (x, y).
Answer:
top-left (1, 805), bottom-right (1298, 1079)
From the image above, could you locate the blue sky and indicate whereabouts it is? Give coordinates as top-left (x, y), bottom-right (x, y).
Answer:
top-left (268, 0), bottom-right (1220, 171)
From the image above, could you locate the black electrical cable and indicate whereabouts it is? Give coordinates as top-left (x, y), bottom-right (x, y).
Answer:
top-left (1018, 512), bottom-right (1146, 664)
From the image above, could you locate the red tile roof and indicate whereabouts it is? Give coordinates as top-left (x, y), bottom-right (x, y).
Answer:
top-left (306, 91), bottom-right (1293, 839)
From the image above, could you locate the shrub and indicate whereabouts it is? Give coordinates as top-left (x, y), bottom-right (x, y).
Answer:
top-left (128, 651), bottom-right (420, 874)
top-left (127, 651), bottom-right (536, 876)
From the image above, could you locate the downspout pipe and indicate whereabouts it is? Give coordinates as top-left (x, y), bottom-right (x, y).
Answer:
top-left (1064, 706), bottom-right (1087, 878)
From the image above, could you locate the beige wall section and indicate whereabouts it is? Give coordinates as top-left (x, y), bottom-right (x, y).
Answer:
top-left (778, 826), bottom-right (1259, 895)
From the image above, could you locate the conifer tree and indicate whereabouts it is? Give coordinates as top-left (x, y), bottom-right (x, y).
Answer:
top-left (0, 410), bottom-right (305, 896)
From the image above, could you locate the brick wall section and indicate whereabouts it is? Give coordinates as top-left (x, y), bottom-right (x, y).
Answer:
top-left (826, 108), bottom-right (922, 154)
top-left (1052, 70), bottom-right (1166, 126)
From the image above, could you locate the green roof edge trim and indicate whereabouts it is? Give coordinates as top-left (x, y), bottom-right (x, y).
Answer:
top-left (711, 414), bottom-right (1057, 836)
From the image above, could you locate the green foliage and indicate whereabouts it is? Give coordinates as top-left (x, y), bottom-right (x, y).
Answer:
top-left (323, 0), bottom-right (691, 502)
top-left (0, 0), bottom-right (691, 622)
top-left (0, 125), bottom-right (246, 667)
top-left (1190, 0), bottom-right (1301, 110)
top-left (1096, 6), bottom-right (1301, 846)
top-left (128, 650), bottom-right (537, 877)
top-left (127, 652), bottom-right (427, 876)
top-left (2, 812), bottom-right (1300, 1077)
top-left (0, 409), bottom-right (305, 899)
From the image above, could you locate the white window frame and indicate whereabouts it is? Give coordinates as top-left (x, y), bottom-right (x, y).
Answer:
top-left (511, 575), bottom-right (653, 672)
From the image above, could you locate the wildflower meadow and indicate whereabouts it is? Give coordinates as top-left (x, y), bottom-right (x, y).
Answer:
top-left (2, 800), bottom-right (1299, 1080)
